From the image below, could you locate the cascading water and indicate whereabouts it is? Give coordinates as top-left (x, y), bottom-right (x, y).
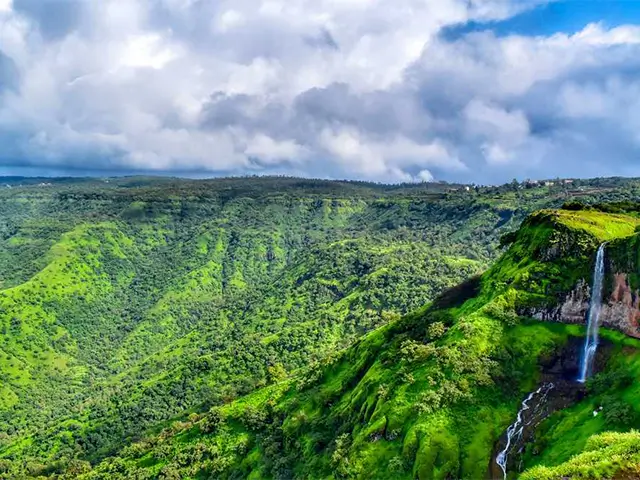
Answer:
top-left (494, 244), bottom-right (607, 478)
top-left (496, 383), bottom-right (554, 480)
top-left (577, 243), bottom-right (606, 383)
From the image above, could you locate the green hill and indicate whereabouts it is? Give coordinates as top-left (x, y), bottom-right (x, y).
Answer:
top-left (28, 201), bottom-right (640, 479)
top-left (1, 177), bottom-right (640, 478)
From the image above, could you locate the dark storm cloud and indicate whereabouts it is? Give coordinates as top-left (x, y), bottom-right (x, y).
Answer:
top-left (292, 84), bottom-right (423, 136)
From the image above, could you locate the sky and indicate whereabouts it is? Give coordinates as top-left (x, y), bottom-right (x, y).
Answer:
top-left (0, 0), bottom-right (640, 184)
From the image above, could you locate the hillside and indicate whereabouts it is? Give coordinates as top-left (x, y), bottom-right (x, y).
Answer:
top-left (0, 176), bottom-right (639, 478)
top-left (60, 204), bottom-right (640, 480)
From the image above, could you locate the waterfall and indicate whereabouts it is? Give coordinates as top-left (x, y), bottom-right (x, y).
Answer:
top-left (496, 383), bottom-right (554, 480)
top-left (577, 243), bottom-right (606, 383)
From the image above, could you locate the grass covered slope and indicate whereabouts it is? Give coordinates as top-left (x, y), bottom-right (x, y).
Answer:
top-left (1, 178), bottom-right (640, 477)
top-left (0, 222), bottom-right (139, 424)
top-left (488, 209), bottom-right (640, 312)
top-left (64, 206), bottom-right (640, 479)
top-left (521, 430), bottom-right (640, 480)
top-left (0, 175), bottom-right (576, 475)
top-left (518, 328), bottom-right (640, 479)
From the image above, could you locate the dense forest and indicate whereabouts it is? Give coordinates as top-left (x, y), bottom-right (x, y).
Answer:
top-left (1, 175), bottom-right (640, 478)
top-left (67, 206), bottom-right (640, 479)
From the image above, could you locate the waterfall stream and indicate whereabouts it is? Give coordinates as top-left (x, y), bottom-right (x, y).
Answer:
top-left (496, 383), bottom-right (555, 480)
top-left (577, 243), bottom-right (606, 383)
top-left (494, 244), bottom-right (607, 478)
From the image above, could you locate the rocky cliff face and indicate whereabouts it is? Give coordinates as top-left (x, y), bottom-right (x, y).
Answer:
top-left (495, 208), bottom-right (640, 340)
top-left (521, 273), bottom-right (640, 339)
top-left (607, 273), bottom-right (640, 337)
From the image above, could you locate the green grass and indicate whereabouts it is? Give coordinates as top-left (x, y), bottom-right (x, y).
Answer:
top-left (2, 178), bottom-right (640, 478)
top-left (67, 203), bottom-right (640, 480)
top-left (548, 209), bottom-right (640, 241)
top-left (521, 431), bottom-right (640, 479)
top-left (520, 330), bottom-right (640, 475)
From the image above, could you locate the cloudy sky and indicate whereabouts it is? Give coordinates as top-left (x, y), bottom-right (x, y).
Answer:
top-left (0, 0), bottom-right (639, 183)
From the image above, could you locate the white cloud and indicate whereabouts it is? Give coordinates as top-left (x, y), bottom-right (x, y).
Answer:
top-left (417, 169), bottom-right (434, 182)
top-left (464, 100), bottom-right (530, 141)
top-left (320, 128), bottom-right (462, 181)
top-left (245, 134), bottom-right (307, 164)
top-left (120, 34), bottom-right (181, 69)
top-left (0, 1), bottom-right (640, 182)
top-left (573, 23), bottom-right (640, 46)
top-left (215, 10), bottom-right (246, 32)
top-left (481, 143), bottom-right (511, 165)
top-left (464, 100), bottom-right (530, 165)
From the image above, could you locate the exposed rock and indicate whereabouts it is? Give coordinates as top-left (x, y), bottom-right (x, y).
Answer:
top-left (519, 280), bottom-right (589, 325)
top-left (521, 274), bottom-right (640, 339)
top-left (607, 273), bottom-right (640, 336)
top-left (559, 279), bottom-right (591, 324)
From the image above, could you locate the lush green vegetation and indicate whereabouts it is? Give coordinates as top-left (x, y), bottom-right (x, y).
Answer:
top-left (521, 430), bottom-right (640, 479)
top-left (1, 176), bottom-right (640, 478)
top-left (515, 330), bottom-right (640, 479)
top-left (51, 197), bottom-right (640, 480)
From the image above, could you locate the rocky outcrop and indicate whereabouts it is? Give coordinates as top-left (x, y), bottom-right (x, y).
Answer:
top-left (606, 273), bottom-right (640, 337)
top-left (522, 274), bottom-right (640, 339)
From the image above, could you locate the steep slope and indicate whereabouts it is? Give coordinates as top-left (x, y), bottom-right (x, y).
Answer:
top-left (0, 222), bottom-right (140, 430)
top-left (0, 195), bottom-right (490, 469)
top-left (1, 178), bottom-right (640, 477)
top-left (62, 205), bottom-right (640, 480)
top-left (0, 176), bottom-right (547, 474)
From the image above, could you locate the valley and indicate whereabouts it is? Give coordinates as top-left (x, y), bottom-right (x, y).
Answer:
top-left (0, 176), bottom-right (640, 478)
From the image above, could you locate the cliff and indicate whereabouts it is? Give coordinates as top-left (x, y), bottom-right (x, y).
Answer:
top-left (19, 205), bottom-right (640, 480)
top-left (528, 275), bottom-right (640, 339)
top-left (492, 208), bottom-right (640, 338)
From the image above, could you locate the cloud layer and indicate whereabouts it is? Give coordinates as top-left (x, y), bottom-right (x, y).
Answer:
top-left (0, 0), bottom-right (639, 183)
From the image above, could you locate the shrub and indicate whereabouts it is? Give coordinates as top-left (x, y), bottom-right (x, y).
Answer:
top-left (602, 396), bottom-right (635, 427)
top-left (427, 321), bottom-right (446, 340)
